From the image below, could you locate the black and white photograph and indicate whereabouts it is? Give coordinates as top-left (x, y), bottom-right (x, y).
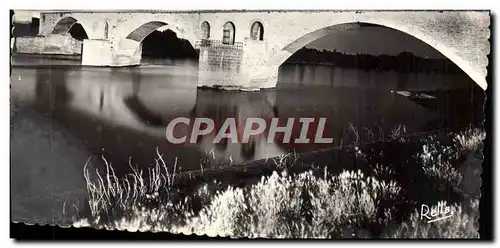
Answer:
top-left (9, 8), bottom-right (489, 239)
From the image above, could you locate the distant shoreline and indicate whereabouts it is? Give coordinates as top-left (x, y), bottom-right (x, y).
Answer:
top-left (10, 52), bottom-right (464, 75)
top-left (285, 47), bottom-right (463, 74)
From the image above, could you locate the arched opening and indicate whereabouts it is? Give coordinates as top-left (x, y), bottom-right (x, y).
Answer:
top-left (125, 21), bottom-right (198, 65)
top-left (222, 21), bottom-right (235, 45)
top-left (278, 23), bottom-right (478, 90)
top-left (273, 22), bottom-right (484, 147)
top-left (250, 21), bottom-right (264, 41)
top-left (200, 21), bottom-right (210, 40)
top-left (275, 22), bottom-right (485, 89)
top-left (52, 17), bottom-right (88, 40)
top-left (67, 23), bottom-right (88, 41)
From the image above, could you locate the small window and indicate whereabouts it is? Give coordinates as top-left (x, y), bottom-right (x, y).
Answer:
top-left (222, 21), bottom-right (235, 45)
top-left (200, 21), bottom-right (210, 39)
top-left (250, 21), bottom-right (264, 41)
top-left (104, 21), bottom-right (109, 39)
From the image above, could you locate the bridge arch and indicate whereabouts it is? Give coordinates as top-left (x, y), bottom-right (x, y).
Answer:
top-left (115, 20), bottom-right (197, 65)
top-left (122, 20), bottom-right (197, 47)
top-left (265, 21), bottom-right (487, 90)
top-left (51, 16), bottom-right (89, 40)
top-left (125, 21), bottom-right (170, 43)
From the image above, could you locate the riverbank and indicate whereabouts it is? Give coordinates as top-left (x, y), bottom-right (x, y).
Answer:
top-left (74, 125), bottom-right (483, 238)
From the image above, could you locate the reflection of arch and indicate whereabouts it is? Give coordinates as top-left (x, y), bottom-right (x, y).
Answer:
top-left (200, 21), bottom-right (210, 39)
top-left (241, 140), bottom-right (256, 160)
top-left (222, 21), bottom-right (235, 45)
top-left (51, 16), bottom-right (89, 40)
top-left (268, 21), bottom-right (486, 89)
top-left (125, 21), bottom-right (169, 43)
top-left (250, 21), bottom-right (264, 41)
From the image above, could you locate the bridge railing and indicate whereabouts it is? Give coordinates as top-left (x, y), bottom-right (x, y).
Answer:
top-left (195, 39), bottom-right (244, 50)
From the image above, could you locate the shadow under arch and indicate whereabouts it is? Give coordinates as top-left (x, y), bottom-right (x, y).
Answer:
top-left (51, 16), bottom-right (89, 40)
top-left (268, 21), bottom-right (487, 90)
top-left (122, 21), bottom-right (198, 62)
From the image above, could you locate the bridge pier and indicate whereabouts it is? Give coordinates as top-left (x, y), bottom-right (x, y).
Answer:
top-left (197, 40), bottom-right (279, 90)
top-left (110, 40), bottom-right (143, 67)
top-left (246, 65), bottom-right (280, 90)
top-left (82, 39), bottom-right (143, 67)
top-left (81, 39), bottom-right (112, 66)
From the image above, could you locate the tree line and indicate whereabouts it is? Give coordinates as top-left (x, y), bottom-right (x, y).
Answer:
top-left (285, 47), bottom-right (463, 74)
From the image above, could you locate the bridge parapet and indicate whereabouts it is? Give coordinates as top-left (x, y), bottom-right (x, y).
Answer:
top-left (196, 39), bottom-right (244, 50)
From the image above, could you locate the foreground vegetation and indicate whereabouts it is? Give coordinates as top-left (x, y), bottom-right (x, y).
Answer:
top-left (73, 127), bottom-right (484, 238)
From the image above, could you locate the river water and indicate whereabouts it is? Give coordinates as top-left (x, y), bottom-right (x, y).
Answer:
top-left (10, 55), bottom-right (485, 224)
top-left (10, 56), bottom-right (484, 174)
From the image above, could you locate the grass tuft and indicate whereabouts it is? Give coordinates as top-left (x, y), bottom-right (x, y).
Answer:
top-left (452, 127), bottom-right (485, 154)
top-left (83, 147), bottom-right (180, 226)
top-left (75, 126), bottom-right (482, 239)
top-left (176, 169), bottom-right (402, 238)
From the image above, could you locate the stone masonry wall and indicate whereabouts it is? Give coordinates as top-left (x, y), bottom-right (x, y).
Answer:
top-left (198, 42), bottom-right (245, 88)
top-left (15, 35), bottom-right (82, 55)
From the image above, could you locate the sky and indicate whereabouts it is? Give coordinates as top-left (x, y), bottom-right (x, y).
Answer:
top-left (305, 26), bottom-right (444, 59)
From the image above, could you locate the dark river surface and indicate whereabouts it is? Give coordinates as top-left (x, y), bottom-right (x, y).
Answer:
top-left (10, 55), bottom-right (484, 224)
top-left (10, 56), bottom-right (484, 174)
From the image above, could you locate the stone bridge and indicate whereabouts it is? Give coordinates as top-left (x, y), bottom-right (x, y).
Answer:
top-left (20, 10), bottom-right (490, 90)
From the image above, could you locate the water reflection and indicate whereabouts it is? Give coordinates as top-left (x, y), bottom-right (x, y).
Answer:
top-left (10, 58), bottom-right (483, 174)
top-left (278, 64), bottom-right (473, 91)
top-left (190, 90), bottom-right (287, 165)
